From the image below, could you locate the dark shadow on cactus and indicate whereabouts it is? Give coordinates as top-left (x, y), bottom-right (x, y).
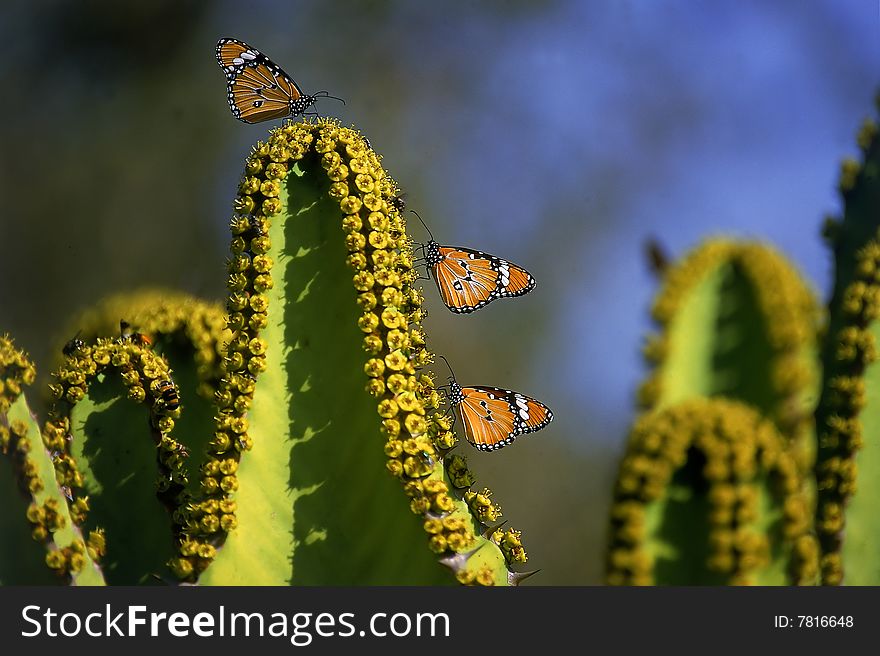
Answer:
top-left (710, 264), bottom-right (777, 420)
top-left (74, 376), bottom-right (176, 584)
top-left (154, 339), bottom-right (213, 493)
top-left (652, 449), bottom-right (725, 585)
top-left (279, 160), bottom-right (448, 584)
top-left (758, 474), bottom-right (788, 583)
top-left (283, 161), bottom-right (358, 583)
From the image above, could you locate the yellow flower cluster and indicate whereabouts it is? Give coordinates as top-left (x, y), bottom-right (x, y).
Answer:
top-left (816, 231), bottom-right (880, 585)
top-left (62, 290), bottom-right (230, 401)
top-left (490, 527), bottom-right (528, 565)
top-left (0, 334), bottom-right (36, 414)
top-left (607, 398), bottom-right (817, 585)
top-left (813, 108), bottom-right (879, 585)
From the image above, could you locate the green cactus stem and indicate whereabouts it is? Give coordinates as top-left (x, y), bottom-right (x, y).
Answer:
top-left (60, 289), bottom-right (230, 494)
top-left (814, 99), bottom-right (880, 584)
top-left (1, 336), bottom-right (104, 585)
top-left (640, 239), bottom-right (819, 468)
top-left (177, 120), bottom-right (519, 586)
top-left (606, 397), bottom-right (817, 585)
top-left (46, 337), bottom-right (189, 584)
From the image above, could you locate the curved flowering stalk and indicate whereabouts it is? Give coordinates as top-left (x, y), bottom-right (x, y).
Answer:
top-left (59, 289), bottom-right (229, 401)
top-left (606, 398), bottom-right (817, 585)
top-left (60, 289), bottom-right (230, 493)
top-left (610, 237), bottom-right (822, 585)
top-left (176, 120), bottom-right (522, 585)
top-left (45, 338), bottom-right (189, 584)
top-left (0, 336), bottom-right (104, 585)
top-left (814, 100), bottom-right (880, 584)
top-left (640, 239), bottom-right (819, 469)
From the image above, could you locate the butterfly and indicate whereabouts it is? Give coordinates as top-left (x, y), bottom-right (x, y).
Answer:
top-left (216, 38), bottom-right (341, 123)
top-left (411, 211), bottom-right (537, 314)
top-left (446, 379), bottom-right (553, 452)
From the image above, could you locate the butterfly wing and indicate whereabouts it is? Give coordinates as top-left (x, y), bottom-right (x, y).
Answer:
top-left (216, 38), bottom-right (304, 123)
top-left (432, 246), bottom-right (536, 314)
top-left (216, 38), bottom-right (257, 73)
top-left (456, 385), bottom-right (553, 451)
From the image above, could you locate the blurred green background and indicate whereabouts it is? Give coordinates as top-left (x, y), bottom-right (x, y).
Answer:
top-left (0, 0), bottom-right (877, 584)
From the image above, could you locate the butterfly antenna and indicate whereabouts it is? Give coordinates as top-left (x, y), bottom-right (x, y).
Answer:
top-left (410, 210), bottom-right (436, 243)
top-left (315, 91), bottom-right (346, 106)
top-left (437, 354), bottom-right (456, 383)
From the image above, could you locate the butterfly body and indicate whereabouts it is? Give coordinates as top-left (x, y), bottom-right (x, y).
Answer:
top-left (448, 379), bottom-right (552, 451)
top-left (424, 240), bottom-right (536, 314)
top-left (217, 38), bottom-right (320, 123)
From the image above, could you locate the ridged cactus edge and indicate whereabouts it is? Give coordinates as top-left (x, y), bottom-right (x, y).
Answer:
top-left (1, 336), bottom-right (104, 585)
top-left (177, 120), bottom-right (524, 586)
top-left (815, 104), bottom-right (880, 585)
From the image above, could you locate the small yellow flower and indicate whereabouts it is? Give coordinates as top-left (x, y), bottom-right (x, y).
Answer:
top-left (340, 195), bottom-right (362, 214)
top-left (364, 358), bottom-right (386, 378)
top-left (358, 312), bottom-right (380, 333)
top-left (384, 349), bottom-right (407, 371)
top-left (378, 399), bottom-right (399, 418)
top-left (342, 215), bottom-right (363, 232)
top-left (366, 378), bottom-right (385, 397)
top-left (328, 181), bottom-right (349, 199)
top-left (382, 419), bottom-right (401, 437)
top-left (353, 272), bottom-right (375, 292)
top-left (368, 211), bottom-right (389, 231)
top-left (362, 334), bottom-right (383, 353)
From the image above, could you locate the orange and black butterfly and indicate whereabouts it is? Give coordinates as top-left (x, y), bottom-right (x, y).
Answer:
top-left (216, 37), bottom-right (342, 123)
top-left (437, 357), bottom-right (552, 451)
top-left (446, 379), bottom-right (553, 452)
top-left (412, 211), bottom-right (536, 314)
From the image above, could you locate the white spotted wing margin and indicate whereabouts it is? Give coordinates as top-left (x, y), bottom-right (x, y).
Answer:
top-left (425, 241), bottom-right (537, 314)
top-left (451, 383), bottom-right (553, 452)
